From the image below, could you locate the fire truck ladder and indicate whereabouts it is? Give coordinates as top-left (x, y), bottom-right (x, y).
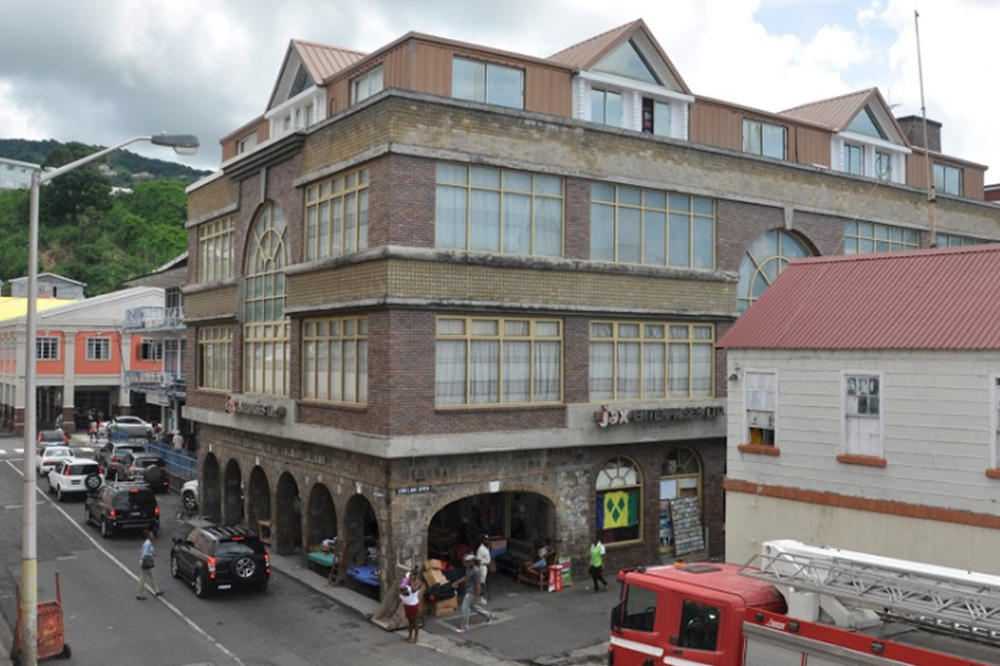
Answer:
top-left (739, 540), bottom-right (1000, 641)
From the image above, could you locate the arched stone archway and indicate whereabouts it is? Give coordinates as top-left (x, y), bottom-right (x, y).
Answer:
top-left (344, 494), bottom-right (379, 570)
top-left (223, 459), bottom-right (243, 527)
top-left (201, 453), bottom-right (221, 524)
top-left (306, 483), bottom-right (337, 549)
top-left (275, 472), bottom-right (302, 556)
top-left (247, 466), bottom-right (271, 538)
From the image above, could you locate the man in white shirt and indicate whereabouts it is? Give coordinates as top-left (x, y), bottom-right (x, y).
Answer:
top-left (476, 536), bottom-right (492, 591)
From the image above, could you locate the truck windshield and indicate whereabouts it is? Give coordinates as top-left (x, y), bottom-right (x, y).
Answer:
top-left (622, 584), bottom-right (657, 632)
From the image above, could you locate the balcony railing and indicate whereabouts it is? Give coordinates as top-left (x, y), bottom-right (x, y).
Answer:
top-left (123, 370), bottom-right (186, 396)
top-left (123, 306), bottom-right (185, 332)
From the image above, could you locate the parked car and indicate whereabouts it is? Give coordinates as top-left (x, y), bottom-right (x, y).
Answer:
top-left (83, 481), bottom-right (160, 538)
top-left (181, 479), bottom-right (199, 513)
top-left (120, 452), bottom-right (169, 492)
top-left (36, 446), bottom-right (73, 476)
top-left (170, 525), bottom-right (270, 598)
top-left (46, 459), bottom-right (102, 501)
top-left (98, 416), bottom-right (154, 439)
top-left (37, 429), bottom-right (68, 447)
top-left (97, 442), bottom-right (147, 480)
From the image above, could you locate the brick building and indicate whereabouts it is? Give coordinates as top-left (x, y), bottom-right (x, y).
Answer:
top-left (183, 19), bottom-right (1000, 596)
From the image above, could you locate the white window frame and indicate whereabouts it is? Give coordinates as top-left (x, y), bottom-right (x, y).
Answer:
top-left (840, 370), bottom-right (885, 458)
top-left (36, 336), bottom-right (60, 361)
top-left (86, 337), bottom-right (111, 361)
top-left (576, 72), bottom-right (693, 139)
top-left (139, 338), bottom-right (163, 362)
top-left (832, 133), bottom-right (909, 184)
top-left (742, 369), bottom-right (777, 446)
top-left (991, 375), bottom-right (1000, 469)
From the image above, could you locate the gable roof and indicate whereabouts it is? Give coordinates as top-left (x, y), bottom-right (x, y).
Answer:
top-left (718, 245), bottom-right (1000, 351)
top-left (548, 19), bottom-right (691, 94)
top-left (780, 88), bottom-right (907, 142)
top-left (266, 39), bottom-right (367, 110)
top-left (9, 273), bottom-right (86, 287)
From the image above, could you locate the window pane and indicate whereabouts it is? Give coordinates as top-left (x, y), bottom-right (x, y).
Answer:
top-left (642, 342), bottom-right (665, 398)
top-left (643, 190), bottom-right (666, 210)
top-left (590, 90), bottom-right (606, 125)
top-left (691, 345), bottom-right (712, 397)
top-left (437, 163), bottom-right (468, 185)
top-left (590, 341), bottom-right (614, 400)
top-left (503, 193), bottom-right (532, 254)
top-left (592, 183), bottom-right (615, 203)
top-left (436, 186), bottom-right (467, 249)
top-left (533, 341), bottom-right (561, 401)
top-left (622, 584), bottom-right (657, 632)
top-left (534, 175), bottom-right (562, 196)
top-left (669, 213), bottom-right (691, 267)
top-left (678, 601), bottom-right (720, 651)
top-left (453, 58), bottom-right (485, 102)
top-left (534, 197), bottom-right (563, 257)
top-left (470, 340), bottom-right (500, 404)
top-left (504, 171), bottom-right (532, 193)
top-left (642, 211), bottom-right (666, 265)
top-left (436, 340), bottom-right (466, 404)
top-left (616, 342), bottom-right (640, 398)
top-left (486, 64), bottom-right (523, 109)
top-left (470, 190), bottom-right (500, 252)
top-left (591, 204), bottom-right (616, 261)
top-left (653, 102), bottom-right (670, 137)
top-left (471, 167), bottom-right (500, 189)
top-left (605, 91), bottom-right (622, 127)
top-left (619, 187), bottom-right (641, 207)
top-left (535, 321), bottom-right (559, 337)
top-left (692, 216), bottom-right (714, 269)
top-left (617, 208), bottom-right (641, 264)
top-left (762, 123), bottom-right (785, 159)
top-left (668, 343), bottom-right (689, 397)
top-left (502, 340), bottom-right (530, 402)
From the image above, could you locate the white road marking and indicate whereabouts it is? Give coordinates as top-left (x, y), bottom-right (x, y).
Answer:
top-left (0, 450), bottom-right (5, 456)
top-left (14, 449), bottom-right (23, 454)
top-left (5, 460), bottom-right (247, 666)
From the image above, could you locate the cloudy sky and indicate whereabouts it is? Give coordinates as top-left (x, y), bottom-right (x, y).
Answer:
top-left (0, 0), bottom-right (996, 182)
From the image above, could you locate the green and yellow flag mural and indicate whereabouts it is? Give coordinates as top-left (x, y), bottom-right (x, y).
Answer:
top-left (603, 490), bottom-right (639, 529)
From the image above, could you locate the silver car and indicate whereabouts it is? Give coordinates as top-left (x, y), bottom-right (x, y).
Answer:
top-left (98, 415), bottom-right (154, 439)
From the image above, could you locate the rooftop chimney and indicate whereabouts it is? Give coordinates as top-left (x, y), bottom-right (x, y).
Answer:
top-left (895, 115), bottom-right (942, 153)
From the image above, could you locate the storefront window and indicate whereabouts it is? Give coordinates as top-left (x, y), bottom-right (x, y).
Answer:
top-left (596, 457), bottom-right (642, 544)
top-left (659, 448), bottom-right (701, 555)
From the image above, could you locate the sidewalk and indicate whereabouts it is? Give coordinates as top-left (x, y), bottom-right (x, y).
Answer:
top-left (264, 546), bottom-right (610, 666)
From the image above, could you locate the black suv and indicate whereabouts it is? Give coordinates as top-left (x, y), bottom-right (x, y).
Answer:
top-left (170, 526), bottom-right (270, 598)
top-left (97, 442), bottom-right (147, 480)
top-left (84, 481), bottom-right (160, 538)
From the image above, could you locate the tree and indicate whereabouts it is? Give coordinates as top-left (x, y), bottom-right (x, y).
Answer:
top-left (123, 180), bottom-right (188, 227)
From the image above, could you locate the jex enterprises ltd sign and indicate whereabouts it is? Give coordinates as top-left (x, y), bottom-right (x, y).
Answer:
top-left (595, 404), bottom-right (724, 428)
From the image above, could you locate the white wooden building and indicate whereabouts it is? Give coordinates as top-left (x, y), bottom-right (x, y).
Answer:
top-left (718, 245), bottom-right (1000, 574)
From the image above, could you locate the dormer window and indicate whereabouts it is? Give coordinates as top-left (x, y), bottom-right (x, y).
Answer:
top-left (352, 65), bottom-right (384, 105)
top-left (591, 89), bottom-right (623, 127)
top-left (742, 119), bottom-right (786, 160)
top-left (845, 144), bottom-right (864, 175)
top-left (452, 57), bottom-right (524, 110)
top-left (289, 65), bottom-right (314, 99)
top-left (593, 40), bottom-right (660, 85)
top-left (933, 163), bottom-right (963, 196)
top-left (237, 133), bottom-right (257, 155)
top-left (874, 150), bottom-right (892, 181)
top-left (847, 107), bottom-right (886, 140)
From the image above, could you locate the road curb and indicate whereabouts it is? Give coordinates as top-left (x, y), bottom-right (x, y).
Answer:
top-left (0, 604), bottom-right (13, 666)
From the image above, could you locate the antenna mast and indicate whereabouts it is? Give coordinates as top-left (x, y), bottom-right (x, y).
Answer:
top-left (914, 10), bottom-right (937, 248)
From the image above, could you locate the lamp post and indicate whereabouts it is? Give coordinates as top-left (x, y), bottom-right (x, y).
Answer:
top-left (21, 133), bottom-right (198, 666)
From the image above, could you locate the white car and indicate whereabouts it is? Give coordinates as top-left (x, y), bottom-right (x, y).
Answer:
top-left (46, 459), bottom-right (102, 501)
top-left (182, 479), bottom-right (198, 513)
top-left (98, 415), bottom-right (154, 439)
top-left (36, 446), bottom-right (73, 476)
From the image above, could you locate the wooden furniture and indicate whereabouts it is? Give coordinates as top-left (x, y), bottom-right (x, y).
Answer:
top-left (494, 538), bottom-right (534, 578)
top-left (518, 551), bottom-right (557, 590)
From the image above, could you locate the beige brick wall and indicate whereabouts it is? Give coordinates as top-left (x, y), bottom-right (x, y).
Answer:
top-left (188, 177), bottom-right (238, 221)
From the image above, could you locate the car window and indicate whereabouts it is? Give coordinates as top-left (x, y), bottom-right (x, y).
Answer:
top-left (45, 447), bottom-right (71, 457)
top-left (622, 584), bottom-right (658, 632)
top-left (112, 490), bottom-right (157, 512)
top-left (69, 463), bottom-right (99, 475)
top-left (217, 539), bottom-right (265, 556)
top-left (677, 600), bottom-right (721, 651)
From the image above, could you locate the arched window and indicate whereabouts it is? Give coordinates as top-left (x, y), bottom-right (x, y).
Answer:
top-left (658, 447), bottom-right (702, 555)
top-left (244, 202), bottom-right (289, 396)
top-left (737, 229), bottom-right (812, 313)
top-left (596, 457), bottom-right (642, 544)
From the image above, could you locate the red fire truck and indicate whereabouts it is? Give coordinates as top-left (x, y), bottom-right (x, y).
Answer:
top-left (609, 540), bottom-right (1000, 666)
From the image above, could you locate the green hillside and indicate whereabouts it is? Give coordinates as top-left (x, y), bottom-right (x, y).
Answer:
top-left (0, 140), bottom-right (203, 296)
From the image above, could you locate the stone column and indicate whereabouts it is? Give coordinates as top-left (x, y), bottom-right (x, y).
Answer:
top-left (61, 333), bottom-right (76, 433)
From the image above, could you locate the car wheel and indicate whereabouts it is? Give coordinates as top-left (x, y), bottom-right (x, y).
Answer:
top-left (170, 555), bottom-right (180, 579)
top-left (46, 477), bottom-right (54, 495)
top-left (194, 571), bottom-right (211, 598)
top-left (100, 518), bottom-right (112, 539)
top-left (257, 577), bottom-right (269, 592)
top-left (232, 556), bottom-right (256, 581)
top-left (183, 492), bottom-right (197, 512)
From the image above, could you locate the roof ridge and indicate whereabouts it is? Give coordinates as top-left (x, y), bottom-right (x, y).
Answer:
top-left (291, 38), bottom-right (366, 55)
top-left (548, 19), bottom-right (640, 60)
top-left (797, 243), bottom-right (1000, 265)
top-left (780, 87), bottom-right (877, 115)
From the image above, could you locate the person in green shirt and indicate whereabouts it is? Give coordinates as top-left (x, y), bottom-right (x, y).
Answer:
top-left (589, 536), bottom-right (609, 593)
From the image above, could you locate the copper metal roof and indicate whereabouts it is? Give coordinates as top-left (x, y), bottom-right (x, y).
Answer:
top-left (780, 88), bottom-right (877, 131)
top-left (717, 245), bottom-right (1000, 350)
top-left (292, 39), bottom-right (366, 82)
top-left (548, 20), bottom-right (641, 69)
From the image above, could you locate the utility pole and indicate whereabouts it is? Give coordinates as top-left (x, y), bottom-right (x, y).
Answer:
top-left (914, 10), bottom-right (937, 248)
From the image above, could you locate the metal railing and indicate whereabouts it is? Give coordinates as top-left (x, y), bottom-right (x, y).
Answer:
top-left (148, 441), bottom-right (197, 481)
top-left (123, 306), bottom-right (186, 332)
top-left (122, 370), bottom-right (186, 394)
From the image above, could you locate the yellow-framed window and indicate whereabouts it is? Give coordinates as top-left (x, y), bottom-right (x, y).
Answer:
top-left (435, 316), bottom-right (562, 406)
top-left (843, 220), bottom-right (919, 254)
top-left (197, 216), bottom-right (234, 283)
top-left (243, 203), bottom-right (289, 397)
top-left (590, 184), bottom-right (715, 269)
top-left (937, 232), bottom-right (989, 248)
top-left (596, 456), bottom-right (642, 545)
top-left (589, 321), bottom-right (714, 401)
top-left (302, 317), bottom-right (368, 404)
top-left (197, 326), bottom-right (232, 392)
top-left (435, 163), bottom-right (564, 257)
top-left (304, 167), bottom-right (370, 262)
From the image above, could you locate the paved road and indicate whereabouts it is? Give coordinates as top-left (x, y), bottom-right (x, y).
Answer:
top-left (0, 436), bottom-right (484, 666)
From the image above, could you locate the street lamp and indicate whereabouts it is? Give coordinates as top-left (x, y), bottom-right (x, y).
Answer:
top-left (21, 133), bottom-right (198, 666)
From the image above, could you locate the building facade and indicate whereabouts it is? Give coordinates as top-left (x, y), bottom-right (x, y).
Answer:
top-left (0, 156), bottom-right (39, 191)
top-left (121, 254), bottom-right (190, 436)
top-left (719, 246), bottom-right (1000, 575)
top-left (0, 284), bottom-right (164, 434)
top-left (184, 19), bottom-right (1000, 594)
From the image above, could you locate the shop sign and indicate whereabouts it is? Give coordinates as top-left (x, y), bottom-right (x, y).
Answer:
top-left (395, 485), bottom-right (432, 495)
top-left (595, 404), bottom-right (725, 428)
top-left (225, 394), bottom-right (287, 420)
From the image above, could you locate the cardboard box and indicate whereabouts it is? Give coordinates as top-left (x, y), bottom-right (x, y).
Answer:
top-left (424, 559), bottom-right (444, 571)
top-left (423, 568), bottom-right (447, 587)
top-left (430, 596), bottom-right (458, 617)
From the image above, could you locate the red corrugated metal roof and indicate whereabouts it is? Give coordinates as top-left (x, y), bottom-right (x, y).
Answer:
top-left (717, 245), bottom-right (1000, 350)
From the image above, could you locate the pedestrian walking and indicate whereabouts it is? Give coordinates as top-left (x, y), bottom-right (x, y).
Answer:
top-left (476, 535), bottom-right (492, 599)
top-left (589, 535), bottom-right (609, 593)
top-left (88, 419), bottom-right (97, 444)
top-left (452, 553), bottom-right (493, 632)
top-left (136, 529), bottom-right (163, 600)
top-left (399, 570), bottom-right (423, 644)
